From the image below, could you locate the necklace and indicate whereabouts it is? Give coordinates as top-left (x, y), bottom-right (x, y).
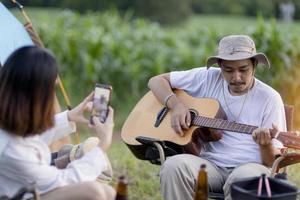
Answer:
top-left (222, 81), bottom-right (250, 122)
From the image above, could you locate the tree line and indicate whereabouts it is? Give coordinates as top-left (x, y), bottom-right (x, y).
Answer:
top-left (3, 0), bottom-right (300, 24)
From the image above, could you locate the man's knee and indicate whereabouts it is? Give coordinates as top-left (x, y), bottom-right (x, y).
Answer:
top-left (223, 163), bottom-right (271, 199)
top-left (161, 155), bottom-right (192, 176)
top-left (226, 163), bottom-right (270, 187)
top-left (233, 163), bottom-right (270, 178)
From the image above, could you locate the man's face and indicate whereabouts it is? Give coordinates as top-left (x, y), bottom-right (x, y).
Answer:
top-left (220, 59), bottom-right (255, 95)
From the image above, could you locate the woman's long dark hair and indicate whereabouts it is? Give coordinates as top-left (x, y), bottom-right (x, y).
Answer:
top-left (0, 46), bottom-right (58, 137)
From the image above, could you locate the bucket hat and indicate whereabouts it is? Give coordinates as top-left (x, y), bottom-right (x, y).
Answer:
top-left (207, 35), bottom-right (270, 68)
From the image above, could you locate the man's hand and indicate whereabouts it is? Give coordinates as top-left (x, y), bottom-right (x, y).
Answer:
top-left (252, 124), bottom-right (280, 167)
top-left (169, 100), bottom-right (191, 136)
top-left (67, 92), bottom-right (94, 124)
top-left (253, 124), bottom-right (280, 146)
top-left (252, 127), bottom-right (272, 146)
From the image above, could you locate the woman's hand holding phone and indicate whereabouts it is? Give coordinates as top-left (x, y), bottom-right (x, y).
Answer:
top-left (67, 92), bottom-right (94, 124)
top-left (90, 107), bottom-right (114, 151)
top-left (67, 83), bottom-right (114, 151)
top-left (89, 84), bottom-right (114, 151)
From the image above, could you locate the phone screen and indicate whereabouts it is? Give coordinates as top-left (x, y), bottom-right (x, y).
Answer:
top-left (91, 84), bottom-right (112, 123)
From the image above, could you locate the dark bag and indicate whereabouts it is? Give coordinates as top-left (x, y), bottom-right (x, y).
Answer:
top-left (231, 174), bottom-right (299, 200)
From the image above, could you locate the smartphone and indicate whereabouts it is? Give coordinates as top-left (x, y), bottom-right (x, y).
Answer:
top-left (90, 83), bottom-right (112, 124)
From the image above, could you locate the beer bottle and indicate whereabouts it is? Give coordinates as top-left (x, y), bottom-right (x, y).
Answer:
top-left (194, 164), bottom-right (208, 200)
top-left (115, 175), bottom-right (128, 200)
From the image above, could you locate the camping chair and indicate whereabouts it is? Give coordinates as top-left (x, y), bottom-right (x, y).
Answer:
top-left (271, 105), bottom-right (300, 178)
top-left (137, 104), bottom-right (298, 200)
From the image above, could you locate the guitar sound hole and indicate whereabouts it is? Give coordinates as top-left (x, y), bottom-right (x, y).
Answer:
top-left (189, 109), bottom-right (198, 125)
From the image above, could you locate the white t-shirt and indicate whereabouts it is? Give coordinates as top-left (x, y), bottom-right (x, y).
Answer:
top-left (170, 67), bottom-right (286, 167)
top-left (0, 111), bottom-right (108, 197)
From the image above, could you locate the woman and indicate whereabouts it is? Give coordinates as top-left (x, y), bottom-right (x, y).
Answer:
top-left (0, 46), bottom-right (115, 200)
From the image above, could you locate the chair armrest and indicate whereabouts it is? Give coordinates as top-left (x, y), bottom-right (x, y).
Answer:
top-left (271, 152), bottom-right (300, 176)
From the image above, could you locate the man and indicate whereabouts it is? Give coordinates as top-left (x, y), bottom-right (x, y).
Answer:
top-left (148, 35), bottom-right (286, 200)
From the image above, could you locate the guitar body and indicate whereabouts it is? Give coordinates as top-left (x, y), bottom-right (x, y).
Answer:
top-left (121, 90), bottom-right (224, 161)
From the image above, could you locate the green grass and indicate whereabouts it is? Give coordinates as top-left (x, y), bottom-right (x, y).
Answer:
top-left (286, 151), bottom-right (300, 187)
top-left (79, 127), bottom-right (162, 199)
top-left (108, 140), bottom-right (162, 200)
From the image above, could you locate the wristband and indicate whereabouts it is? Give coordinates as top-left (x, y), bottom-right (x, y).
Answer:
top-left (164, 93), bottom-right (175, 107)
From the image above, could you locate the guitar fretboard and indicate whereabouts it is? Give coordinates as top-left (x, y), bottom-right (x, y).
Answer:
top-left (193, 116), bottom-right (258, 134)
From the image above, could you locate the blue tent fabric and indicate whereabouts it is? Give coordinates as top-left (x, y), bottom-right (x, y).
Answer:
top-left (0, 2), bottom-right (34, 65)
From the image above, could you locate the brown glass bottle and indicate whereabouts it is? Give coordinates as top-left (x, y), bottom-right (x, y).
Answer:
top-left (115, 176), bottom-right (128, 200)
top-left (194, 164), bottom-right (208, 200)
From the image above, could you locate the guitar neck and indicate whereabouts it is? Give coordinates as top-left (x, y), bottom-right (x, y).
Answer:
top-left (192, 116), bottom-right (300, 149)
top-left (193, 116), bottom-right (258, 134)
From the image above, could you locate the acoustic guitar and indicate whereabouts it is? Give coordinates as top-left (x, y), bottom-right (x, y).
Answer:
top-left (121, 90), bottom-right (300, 162)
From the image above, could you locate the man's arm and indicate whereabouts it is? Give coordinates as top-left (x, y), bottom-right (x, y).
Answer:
top-left (252, 126), bottom-right (281, 167)
top-left (148, 73), bottom-right (173, 105)
top-left (259, 145), bottom-right (280, 167)
top-left (148, 73), bottom-right (191, 136)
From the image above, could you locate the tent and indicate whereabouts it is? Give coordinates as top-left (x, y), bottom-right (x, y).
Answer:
top-left (0, 2), bottom-right (34, 65)
top-left (0, 2), bottom-right (77, 148)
